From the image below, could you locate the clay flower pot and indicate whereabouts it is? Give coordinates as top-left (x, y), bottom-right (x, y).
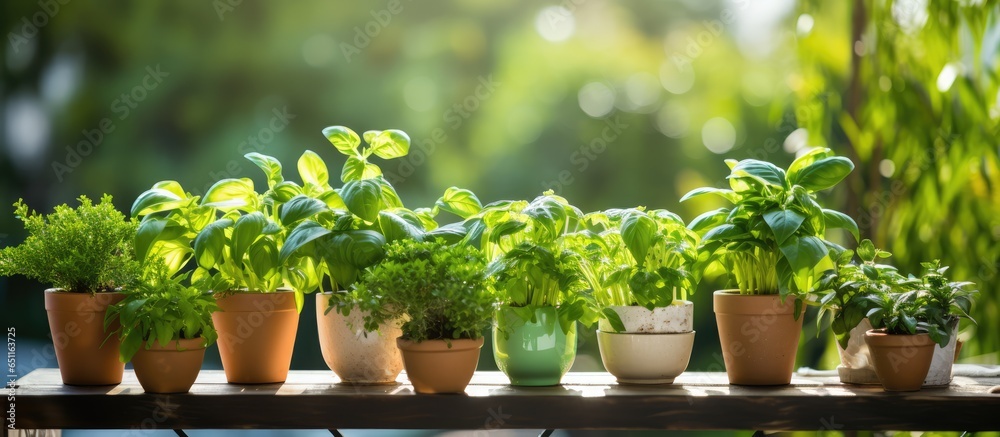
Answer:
top-left (397, 337), bottom-right (484, 394)
top-left (316, 293), bottom-right (403, 384)
top-left (597, 302), bottom-right (694, 384)
top-left (713, 290), bottom-right (803, 385)
top-left (44, 289), bottom-right (126, 385)
top-left (493, 305), bottom-right (576, 386)
top-left (213, 290), bottom-right (299, 384)
top-left (864, 329), bottom-right (936, 392)
top-left (131, 337), bottom-right (207, 393)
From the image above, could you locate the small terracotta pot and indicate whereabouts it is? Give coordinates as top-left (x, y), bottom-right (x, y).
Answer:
top-left (44, 289), bottom-right (126, 385)
top-left (316, 294), bottom-right (403, 384)
top-left (864, 329), bottom-right (936, 392)
top-left (713, 290), bottom-right (803, 386)
top-left (213, 290), bottom-right (299, 384)
top-left (132, 337), bottom-right (207, 393)
top-left (397, 337), bottom-right (483, 394)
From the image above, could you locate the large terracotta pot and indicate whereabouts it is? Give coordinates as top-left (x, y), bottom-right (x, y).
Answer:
top-left (397, 337), bottom-right (483, 394)
top-left (493, 305), bottom-right (576, 386)
top-left (316, 294), bottom-right (403, 384)
top-left (864, 330), bottom-right (935, 392)
top-left (131, 337), bottom-right (207, 393)
top-left (713, 290), bottom-right (803, 385)
top-left (597, 302), bottom-right (694, 384)
top-left (44, 289), bottom-right (125, 385)
top-left (213, 290), bottom-right (299, 384)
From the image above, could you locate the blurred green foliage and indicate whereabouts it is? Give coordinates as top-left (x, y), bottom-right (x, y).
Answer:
top-left (1, 0), bottom-right (997, 385)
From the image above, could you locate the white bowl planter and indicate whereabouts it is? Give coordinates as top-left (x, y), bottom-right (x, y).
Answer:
top-left (597, 301), bottom-right (694, 384)
top-left (316, 293), bottom-right (403, 384)
top-left (837, 317), bottom-right (958, 386)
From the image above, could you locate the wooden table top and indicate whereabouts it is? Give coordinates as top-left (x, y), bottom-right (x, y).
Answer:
top-left (9, 368), bottom-right (1000, 431)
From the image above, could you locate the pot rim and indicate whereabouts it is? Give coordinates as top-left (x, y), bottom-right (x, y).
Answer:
top-left (44, 288), bottom-right (125, 295)
top-left (396, 337), bottom-right (485, 352)
top-left (141, 337), bottom-right (208, 351)
top-left (597, 330), bottom-right (696, 336)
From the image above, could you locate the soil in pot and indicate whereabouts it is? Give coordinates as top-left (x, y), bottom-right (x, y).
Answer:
top-left (713, 290), bottom-right (803, 385)
top-left (864, 329), bottom-right (935, 392)
top-left (213, 290), bottom-right (299, 384)
top-left (316, 293), bottom-right (403, 384)
top-left (44, 289), bottom-right (126, 385)
top-left (493, 306), bottom-right (576, 386)
top-left (397, 337), bottom-right (483, 394)
top-left (132, 337), bottom-right (206, 393)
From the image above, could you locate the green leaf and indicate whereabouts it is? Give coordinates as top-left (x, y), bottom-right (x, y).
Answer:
top-left (244, 153), bottom-right (284, 189)
top-left (271, 181), bottom-right (303, 203)
top-left (341, 178), bottom-right (383, 222)
top-left (249, 238), bottom-right (279, 279)
top-left (366, 129), bottom-right (411, 159)
top-left (792, 157), bottom-right (855, 192)
top-left (424, 222), bottom-right (469, 244)
top-left (763, 209), bottom-right (806, 245)
top-left (131, 188), bottom-right (184, 217)
top-left (620, 212), bottom-right (656, 268)
top-left (322, 125), bottom-right (361, 156)
top-left (202, 178), bottom-right (256, 210)
top-left (378, 211), bottom-right (424, 242)
top-left (378, 178), bottom-right (404, 209)
top-left (731, 160), bottom-right (787, 187)
top-left (341, 155), bottom-right (382, 182)
top-left (679, 187), bottom-right (737, 203)
top-left (856, 239), bottom-right (876, 262)
top-left (279, 221), bottom-right (331, 263)
top-left (231, 212), bottom-right (266, 263)
top-left (702, 223), bottom-right (747, 242)
top-left (822, 209), bottom-right (860, 241)
top-left (601, 308), bottom-right (627, 333)
top-left (779, 235), bottom-right (828, 274)
top-left (279, 195), bottom-right (327, 226)
top-left (787, 147), bottom-right (833, 182)
top-left (135, 217), bottom-right (168, 264)
top-left (435, 187), bottom-right (482, 219)
top-left (524, 196), bottom-right (568, 240)
top-left (297, 150), bottom-right (330, 187)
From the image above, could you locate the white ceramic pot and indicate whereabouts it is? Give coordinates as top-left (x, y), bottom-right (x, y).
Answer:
top-left (316, 293), bottom-right (403, 384)
top-left (598, 301), bottom-right (693, 333)
top-left (596, 302), bottom-right (694, 384)
top-left (836, 318), bottom-right (880, 385)
top-left (597, 331), bottom-right (695, 384)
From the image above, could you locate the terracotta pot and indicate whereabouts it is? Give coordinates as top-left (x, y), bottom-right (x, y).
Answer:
top-left (713, 290), bottom-right (803, 385)
top-left (493, 306), bottom-right (576, 386)
top-left (864, 330), bottom-right (935, 392)
top-left (397, 337), bottom-right (483, 394)
top-left (132, 337), bottom-right (207, 393)
top-left (598, 301), bottom-right (693, 333)
top-left (598, 331), bottom-right (695, 384)
top-left (316, 294), bottom-right (403, 384)
top-left (44, 289), bottom-right (126, 385)
top-left (213, 290), bottom-right (299, 384)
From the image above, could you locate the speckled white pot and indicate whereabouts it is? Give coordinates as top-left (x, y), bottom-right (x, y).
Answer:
top-left (316, 293), bottom-right (403, 384)
top-left (598, 331), bottom-right (695, 384)
top-left (924, 321), bottom-right (958, 387)
top-left (598, 301), bottom-right (693, 333)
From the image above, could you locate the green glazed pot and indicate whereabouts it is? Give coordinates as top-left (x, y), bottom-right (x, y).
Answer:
top-left (493, 305), bottom-right (577, 386)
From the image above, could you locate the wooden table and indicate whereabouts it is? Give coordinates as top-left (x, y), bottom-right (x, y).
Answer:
top-left (8, 369), bottom-right (1000, 432)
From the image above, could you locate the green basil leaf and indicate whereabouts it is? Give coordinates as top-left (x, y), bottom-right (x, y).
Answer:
top-left (202, 178), bottom-right (256, 210)
top-left (279, 195), bottom-right (327, 226)
top-left (131, 188), bottom-right (184, 217)
top-left (341, 178), bottom-right (382, 222)
top-left (621, 212), bottom-right (656, 268)
top-left (792, 156), bottom-right (855, 192)
top-left (244, 152), bottom-right (284, 189)
top-left (763, 209), bottom-right (806, 245)
top-left (322, 125), bottom-right (361, 156)
top-left (279, 220), bottom-right (331, 263)
top-left (435, 187), bottom-right (482, 219)
top-left (193, 218), bottom-right (232, 270)
top-left (731, 159), bottom-right (787, 187)
top-left (297, 150), bottom-right (330, 188)
top-left (366, 129), bottom-right (411, 159)
top-left (822, 209), bottom-right (860, 242)
top-left (231, 212), bottom-right (266, 263)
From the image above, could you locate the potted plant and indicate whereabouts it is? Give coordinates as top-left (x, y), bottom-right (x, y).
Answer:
top-left (131, 150), bottom-right (329, 383)
top-left (579, 207), bottom-right (701, 384)
top-left (354, 239), bottom-right (497, 394)
top-left (682, 148), bottom-right (859, 385)
top-left (816, 239), bottom-right (908, 385)
top-left (863, 288), bottom-right (952, 392)
top-left (474, 192), bottom-right (599, 386)
top-left (279, 125), bottom-right (481, 384)
top-left (105, 261), bottom-right (218, 393)
top-left (0, 195), bottom-right (138, 385)
top-left (915, 260), bottom-right (978, 386)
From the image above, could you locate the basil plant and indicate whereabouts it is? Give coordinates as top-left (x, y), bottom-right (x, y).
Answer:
top-left (576, 207), bottom-right (701, 332)
top-left (682, 148), bottom-right (860, 305)
top-left (277, 126), bottom-right (484, 314)
top-left (469, 191), bottom-right (599, 335)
